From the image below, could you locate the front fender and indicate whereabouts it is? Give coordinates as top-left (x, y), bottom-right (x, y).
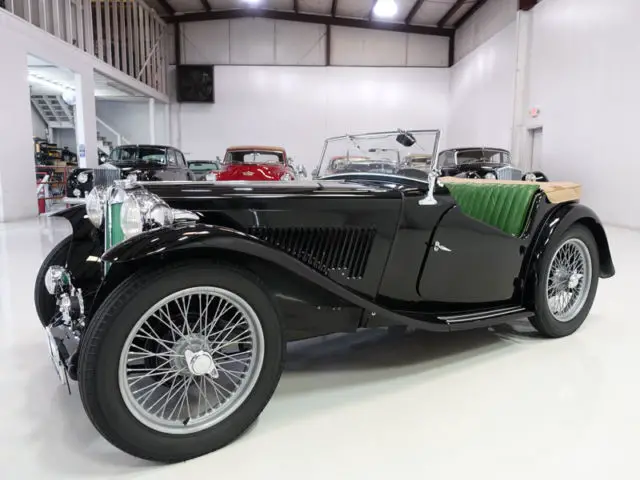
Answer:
top-left (99, 223), bottom-right (444, 332)
top-left (49, 204), bottom-right (95, 241)
top-left (522, 202), bottom-right (615, 307)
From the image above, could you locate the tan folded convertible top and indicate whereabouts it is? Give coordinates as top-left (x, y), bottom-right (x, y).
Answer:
top-left (439, 177), bottom-right (581, 204)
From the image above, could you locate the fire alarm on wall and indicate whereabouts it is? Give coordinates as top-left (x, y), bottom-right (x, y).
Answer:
top-left (529, 106), bottom-right (541, 118)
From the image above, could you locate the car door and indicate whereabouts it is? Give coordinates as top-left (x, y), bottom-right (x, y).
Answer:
top-left (161, 149), bottom-right (180, 181)
top-left (175, 150), bottom-right (194, 180)
top-left (417, 191), bottom-right (526, 305)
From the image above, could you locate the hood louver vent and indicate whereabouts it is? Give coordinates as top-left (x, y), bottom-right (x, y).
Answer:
top-left (248, 226), bottom-right (376, 279)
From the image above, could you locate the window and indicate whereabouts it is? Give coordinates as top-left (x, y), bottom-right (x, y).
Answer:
top-left (167, 149), bottom-right (177, 166)
top-left (438, 151), bottom-right (456, 167)
top-left (176, 151), bottom-right (187, 167)
top-left (225, 151), bottom-right (284, 165)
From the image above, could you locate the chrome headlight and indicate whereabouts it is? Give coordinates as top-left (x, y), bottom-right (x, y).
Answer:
top-left (86, 186), bottom-right (106, 227)
top-left (77, 171), bottom-right (89, 184)
top-left (484, 172), bottom-right (497, 180)
top-left (73, 188), bottom-right (82, 198)
top-left (524, 172), bottom-right (537, 182)
top-left (121, 189), bottom-right (174, 239)
top-left (44, 266), bottom-right (69, 295)
top-left (280, 173), bottom-right (293, 181)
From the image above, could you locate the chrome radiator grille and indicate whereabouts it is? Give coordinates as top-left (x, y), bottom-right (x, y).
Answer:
top-left (248, 226), bottom-right (376, 279)
top-left (93, 166), bottom-right (122, 187)
top-left (495, 165), bottom-right (523, 180)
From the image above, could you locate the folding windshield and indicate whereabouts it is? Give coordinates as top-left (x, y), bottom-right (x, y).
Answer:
top-left (110, 146), bottom-right (167, 165)
top-left (316, 130), bottom-right (440, 178)
top-left (224, 151), bottom-right (284, 165)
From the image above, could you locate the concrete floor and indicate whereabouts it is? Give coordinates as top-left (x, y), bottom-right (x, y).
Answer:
top-left (0, 216), bottom-right (637, 479)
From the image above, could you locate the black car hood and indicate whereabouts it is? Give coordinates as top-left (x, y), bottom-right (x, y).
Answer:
top-left (455, 162), bottom-right (509, 171)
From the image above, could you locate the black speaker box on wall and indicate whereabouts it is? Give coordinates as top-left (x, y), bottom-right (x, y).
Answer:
top-left (176, 65), bottom-right (214, 103)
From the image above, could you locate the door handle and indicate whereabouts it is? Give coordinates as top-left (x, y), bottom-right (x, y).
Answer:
top-left (433, 241), bottom-right (452, 252)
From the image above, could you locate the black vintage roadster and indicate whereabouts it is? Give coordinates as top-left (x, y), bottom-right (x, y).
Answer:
top-left (36, 129), bottom-right (614, 463)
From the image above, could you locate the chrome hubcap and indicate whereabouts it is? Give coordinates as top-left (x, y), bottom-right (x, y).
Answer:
top-left (118, 287), bottom-right (264, 435)
top-left (546, 238), bottom-right (592, 322)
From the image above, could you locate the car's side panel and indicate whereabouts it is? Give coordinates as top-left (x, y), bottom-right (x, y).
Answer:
top-left (419, 203), bottom-right (525, 304)
top-left (376, 190), bottom-right (453, 308)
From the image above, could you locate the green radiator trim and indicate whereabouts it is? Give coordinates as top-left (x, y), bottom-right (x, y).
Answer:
top-left (443, 182), bottom-right (539, 237)
top-left (109, 203), bottom-right (125, 248)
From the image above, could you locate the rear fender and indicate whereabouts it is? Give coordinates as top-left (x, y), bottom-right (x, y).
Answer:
top-left (522, 202), bottom-right (615, 308)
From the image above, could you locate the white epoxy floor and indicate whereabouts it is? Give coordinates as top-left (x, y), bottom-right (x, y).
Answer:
top-left (1, 216), bottom-right (638, 479)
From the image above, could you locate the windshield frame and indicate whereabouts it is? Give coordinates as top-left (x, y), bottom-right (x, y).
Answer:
top-left (316, 129), bottom-right (441, 178)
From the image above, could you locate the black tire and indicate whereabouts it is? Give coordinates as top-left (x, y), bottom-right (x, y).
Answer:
top-left (34, 234), bottom-right (72, 327)
top-left (77, 262), bottom-right (284, 463)
top-left (530, 225), bottom-right (599, 338)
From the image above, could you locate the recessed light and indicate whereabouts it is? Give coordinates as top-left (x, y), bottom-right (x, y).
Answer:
top-left (373, 0), bottom-right (398, 18)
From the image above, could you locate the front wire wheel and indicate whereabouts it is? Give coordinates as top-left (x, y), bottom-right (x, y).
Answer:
top-left (531, 225), bottom-right (600, 338)
top-left (78, 263), bottom-right (283, 463)
top-left (119, 287), bottom-right (265, 435)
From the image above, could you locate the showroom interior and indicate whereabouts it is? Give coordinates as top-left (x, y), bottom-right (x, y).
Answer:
top-left (1, 0), bottom-right (638, 477)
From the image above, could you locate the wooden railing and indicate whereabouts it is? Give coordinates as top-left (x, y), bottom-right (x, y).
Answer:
top-left (4, 0), bottom-right (168, 95)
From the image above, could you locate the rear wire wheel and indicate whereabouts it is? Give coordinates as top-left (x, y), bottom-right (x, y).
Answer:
top-left (530, 225), bottom-right (599, 337)
top-left (77, 263), bottom-right (284, 462)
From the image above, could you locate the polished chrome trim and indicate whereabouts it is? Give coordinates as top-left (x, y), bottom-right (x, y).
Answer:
top-left (433, 241), bottom-right (451, 252)
top-left (438, 306), bottom-right (525, 324)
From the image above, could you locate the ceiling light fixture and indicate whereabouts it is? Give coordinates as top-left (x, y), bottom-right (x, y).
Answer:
top-left (373, 0), bottom-right (398, 18)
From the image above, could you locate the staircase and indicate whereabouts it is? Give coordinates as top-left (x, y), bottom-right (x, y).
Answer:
top-left (31, 95), bottom-right (130, 156)
top-left (31, 95), bottom-right (74, 128)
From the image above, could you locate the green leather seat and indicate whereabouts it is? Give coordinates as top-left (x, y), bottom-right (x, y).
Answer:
top-left (443, 182), bottom-right (539, 236)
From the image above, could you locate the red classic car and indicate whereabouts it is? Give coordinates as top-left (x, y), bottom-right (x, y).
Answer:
top-left (212, 145), bottom-right (296, 182)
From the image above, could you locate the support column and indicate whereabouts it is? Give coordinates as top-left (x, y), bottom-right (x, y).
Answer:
top-left (164, 102), bottom-right (170, 146)
top-left (148, 98), bottom-right (156, 144)
top-left (0, 42), bottom-right (37, 221)
top-left (510, 10), bottom-right (533, 169)
top-left (73, 71), bottom-right (98, 168)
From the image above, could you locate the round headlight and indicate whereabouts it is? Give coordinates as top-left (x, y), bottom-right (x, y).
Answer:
top-left (73, 188), bottom-right (82, 198)
top-left (280, 173), bottom-right (293, 182)
top-left (121, 195), bottom-right (144, 239)
top-left (484, 172), bottom-right (497, 180)
top-left (524, 172), bottom-right (537, 182)
top-left (77, 171), bottom-right (89, 184)
top-left (148, 203), bottom-right (174, 226)
top-left (44, 266), bottom-right (67, 295)
top-left (86, 187), bottom-right (105, 227)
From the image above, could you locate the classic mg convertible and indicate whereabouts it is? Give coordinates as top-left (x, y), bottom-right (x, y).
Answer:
top-left (35, 129), bottom-right (614, 463)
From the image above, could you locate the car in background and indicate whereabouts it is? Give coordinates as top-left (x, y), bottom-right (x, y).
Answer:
top-left (188, 160), bottom-right (221, 180)
top-left (438, 147), bottom-right (548, 181)
top-left (65, 145), bottom-right (194, 200)
top-left (212, 145), bottom-right (296, 181)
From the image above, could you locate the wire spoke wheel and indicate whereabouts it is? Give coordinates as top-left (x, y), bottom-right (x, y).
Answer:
top-left (545, 238), bottom-right (592, 322)
top-left (118, 286), bottom-right (265, 434)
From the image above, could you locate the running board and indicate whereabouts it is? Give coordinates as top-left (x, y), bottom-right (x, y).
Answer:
top-left (438, 306), bottom-right (531, 325)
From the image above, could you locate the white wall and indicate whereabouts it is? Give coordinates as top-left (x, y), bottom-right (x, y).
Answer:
top-left (525, 0), bottom-right (640, 228)
top-left (455, 0), bottom-right (518, 63)
top-left (95, 100), bottom-right (169, 146)
top-left (178, 19), bottom-right (449, 67)
top-left (446, 20), bottom-right (518, 150)
top-left (172, 66), bottom-right (450, 168)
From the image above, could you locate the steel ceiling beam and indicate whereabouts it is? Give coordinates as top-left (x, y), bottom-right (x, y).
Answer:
top-left (519, 0), bottom-right (538, 10)
top-left (166, 9), bottom-right (453, 37)
top-left (331, 0), bottom-right (338, 17)
top-left (200, 0), bottom-right (211, 11)
top-left (438, 0), bottom-right (466, 27)
top-left (405, 0), bottom-right (426, 25)
top-left (454, 0), bottom-right (488, 29)
top-left (156, 0), bottom-right (175, 16)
